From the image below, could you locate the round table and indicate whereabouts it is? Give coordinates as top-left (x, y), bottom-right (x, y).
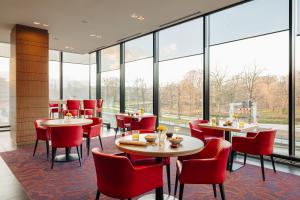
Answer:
top-left (115, 134), bottom-right (204, 200)
top-left (42, 119), bottom-right (93, 162)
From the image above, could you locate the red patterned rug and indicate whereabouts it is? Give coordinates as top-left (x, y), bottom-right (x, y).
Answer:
top-left (1, 136), bottom-right (300, 200)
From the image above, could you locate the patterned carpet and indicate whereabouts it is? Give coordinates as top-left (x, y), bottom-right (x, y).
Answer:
top-left (1, 136), bottom-right (300, 200)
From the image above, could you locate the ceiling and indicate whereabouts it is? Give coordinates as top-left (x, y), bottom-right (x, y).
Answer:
top-left (0, 0), bottom-right (243, 54)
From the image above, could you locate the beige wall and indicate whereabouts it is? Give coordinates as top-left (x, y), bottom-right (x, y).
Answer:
top-left (10, 24), bottom-right (49, 145)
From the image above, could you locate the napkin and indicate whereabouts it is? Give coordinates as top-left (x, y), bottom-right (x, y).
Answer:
top-left (119, 139), bottom-right (147, 146)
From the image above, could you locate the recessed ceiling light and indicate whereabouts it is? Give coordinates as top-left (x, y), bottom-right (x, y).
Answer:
top-left (131, 13), bottom-right (145, 21)
top-left (65, 46), bottom-right (69, 49)
top-left (90, 34), bottom-right (96, 37)
top-left (137, 16), bottom-right (145, 21)
top-left (131, 13), bottom-right (138, 18)
top-left (42, 24), bottom-right (49, 27)
top-left (33, 21), bottom-right (40, 25)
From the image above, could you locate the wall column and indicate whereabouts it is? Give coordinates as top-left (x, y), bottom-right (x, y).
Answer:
top-left (10, 24), bottom-right (49, 145)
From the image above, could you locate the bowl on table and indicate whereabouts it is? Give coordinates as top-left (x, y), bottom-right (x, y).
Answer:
top-left (144, 134), bottom-right (157, 143)
top-left (169, 136), bottom-right (183, 148)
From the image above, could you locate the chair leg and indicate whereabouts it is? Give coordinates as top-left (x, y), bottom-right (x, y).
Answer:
top-left (114, 128), bottom-right (118, 139)
top-left (99, 136), bottom-right (103, 151)
top-left (213, 184), bottom-right (217, 198)
top-left (86, 138), bottom-right (90, 156)
top-left (33, 139), bottom-right (38, 157)
top-left (80, 144), bottom-right (83, 158)
top-left (76, 146), bottom-right (81, 167)
top-left (260, 155), bottom-right (265, 181)
top-left (174, 168), bottom-right (179, 196)
top-left (230, 151), bottom-right (235, 172)
top-left (95, 189), bottom-right (100, 200)
top-left (166, 164), bottom-right (171, 195)
top-left (244, 153), bottom-right (247, 165)
top-left (51, 147), bottom-right (57, 169)
top-left (46, 140), bottom-right (49, 160)
top-left (219, 183), bottom-right (225, 200)
top-left (270, 154), bottom-right (276, 173)
top-left (179, 184), bottom-right (184, 200)
top-left (155, 186), bottom-right (163, 200)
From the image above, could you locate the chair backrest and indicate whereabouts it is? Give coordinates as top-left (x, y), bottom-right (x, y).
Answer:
top-left (97, 99), bottom-right (103, 108)
top-left (115, 114), bottom-right (132, 128)
top-left (83, 100), bottom-right (96, 109)
top-left (140, 116), bottom-right (157, 131)
top-left (92, 148), bottom-right (135, 198)
top-left (190, 119), bottom-right (224, 138)
top-left (34, 118), bottom-right (48, 129)
top-left (190, 128), bottom-right (205, 141)
top-left (50, 126), bottom-right (82, 148)
top-left (66, 100), bottom-right (80, 110)
top-left (253, 129), bottom-right (276, 155)
top-left (189, 119), bottom-right (208, 129)
top-left (49, 104), bottom-right (58, 108)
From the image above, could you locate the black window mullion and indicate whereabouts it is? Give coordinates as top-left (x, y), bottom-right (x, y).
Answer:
top-left (59, 51), bottom-right (63, 100)
top-left (120, 43), bottom-right (125, 113)
top-left (153, 32), bottom-right (159, 126)
top-left (96, 51), bottom-right (101, 100)
top-left (203, 16), bottom-right (210, 120)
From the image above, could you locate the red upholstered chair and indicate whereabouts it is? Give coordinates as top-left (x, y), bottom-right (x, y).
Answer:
top-left (49, 104), bottom-right (59, 119)
top-left (82, 117), bottom-right (103, 156)
top-left (63, 100), bottom-right (80, 117)
top-left (92, 148), bottom-right (163, 200)
top-left (127, 130), bottom-right (172, 194)
top-left (175, 138), bottom-right (231, 200)
top-left (50, 126), bottom-right (83, 169)
top-left (96, 99), bottom-right (103, 117)
top-left (130, 116), bottom-right (157, 132)
top-left (115, 114), bottom-right (132, 139)
top-left (33, 119), bottom-right (51, 159)
top-left (80, 100), bottom-right (96, 118)
top-left (231, 129), bottom-right (277, 181)
top-left (189, 119), bottom-right (224, 143)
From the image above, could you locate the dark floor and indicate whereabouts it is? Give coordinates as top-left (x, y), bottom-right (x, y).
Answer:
top-left (0, 128), bottom-right (300, 200)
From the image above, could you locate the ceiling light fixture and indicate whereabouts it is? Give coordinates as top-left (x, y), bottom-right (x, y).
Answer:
top-left (137, 16), bottom-right (144, 21)
top-left (42, 24), bottom-right (49, 27)
top-left (131, 13), bottom-right (145, 21)
top-left (65, 46), bottom-right (69, 49)
top-left (33, 21), bottom-right (40, 25)
top-left (90, 34), bottom-right (96, 37)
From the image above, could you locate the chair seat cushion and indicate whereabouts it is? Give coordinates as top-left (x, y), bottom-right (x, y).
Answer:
top-left (80, 109), bottom-right (94, 115)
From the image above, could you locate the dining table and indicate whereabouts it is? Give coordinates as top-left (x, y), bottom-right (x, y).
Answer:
top-left (116, 113), bottom-right (155, 121)
top-left (115, 134), bottom-right (204, 200)
top-left (41, 119), bottom-right (92, 162)
top-left (197, 122), bottom-right (258, 171)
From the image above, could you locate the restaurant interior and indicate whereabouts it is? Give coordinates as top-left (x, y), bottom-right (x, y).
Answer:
top-left (1, 0), bottom-right (300, 199)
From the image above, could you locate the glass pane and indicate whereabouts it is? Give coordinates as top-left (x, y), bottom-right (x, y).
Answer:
top-left (0, 43), bottom-right (10, 58)
top-left (295, 36), bottom-right (300, 156)
top-left (159, 18), bottom-right (203, 61)
top-left (297, 0), bottom-right (300, 35)
top-left (90, 53), bottom-right (97, 99)
top-left (210, 31), bottom-right (289, 155)
top-left (101, 70), bottom-right (120, 125)
top-left (49, 60), bottom-right (60, 100)
top-left (125, 34), bottom-right (153, 62)
top-left (210, 0), bottom-right (289, 45)
top-left (159, 55), bottom-right (203, 134)
top-left (63, 52), bottom-right (89, 65)
top-left (101, 45), bottom-right (120, 72)
top-left (125, 58), bottom-right (153, 113)
top-left (63, 62), bottom-right (89, 99)
top-left (49, 50), bottom-right (60, 61)
top-left (0, 57), bottom-right (9, 124)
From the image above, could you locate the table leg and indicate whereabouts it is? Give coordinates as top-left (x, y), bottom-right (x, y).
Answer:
top-left (225, 131), bottom-right (243, 171)
top-left (54, 147), bottom-right (79, 162)
top-left (155, 157), bottom-right (164, 200)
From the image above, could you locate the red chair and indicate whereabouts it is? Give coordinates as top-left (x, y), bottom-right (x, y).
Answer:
top-left (33, 119), bottom-right (51, 159)
top-left (175, 138), bottom-right (231, 200)
top-left (231, 129), bottom-right (277, 181)
top-left (189, 119), bottom-right (224, 143)
top-left (130, 116), bottom-right (157, 132)
top-left (127, 130), bottom-right (172, 194)
top-left (96, 99), bottom-right (103, 117)
top-left (80, 100), bottom-right (96, 118)
top-left (92, 148), bottom-right (163, 200)
top-left (49, 104), bottom-right (59, 119)
top-left (63, 100), bottom-right (80, 117)
top-left (50, 126), bottom-right (83, 169)
top-left (115, 114), bottom-right (132, 139)
top-left (82, 117), bottom-right (103, 156)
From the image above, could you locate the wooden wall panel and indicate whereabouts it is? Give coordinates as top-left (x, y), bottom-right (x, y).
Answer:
top-left (10, 24), bottom-right (49, 145)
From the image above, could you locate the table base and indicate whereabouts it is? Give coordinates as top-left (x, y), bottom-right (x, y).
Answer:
top-left (138, 194), bottom-right (178, 200)
top-left (54, 154), bottom-right (79, 162)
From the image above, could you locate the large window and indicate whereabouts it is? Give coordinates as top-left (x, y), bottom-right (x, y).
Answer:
top-left (159, 18), bottom-right (204, 133)
top-left (101, 45), bottom-right (120, 124)
top-left (210, 0), bottom-right (289, 155)
top-left (63, 52), bottom-right (90, 99)
top-left (125, 35), bottom-right (153, 113)
top-left (90, 52), bottom-right (97, 99)
top-left (49, 50), bottom-right (60, 100)
top-left (295, 0), bottom-right (300, 157)
top-left (0, 43), bottom-right (10, 125)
